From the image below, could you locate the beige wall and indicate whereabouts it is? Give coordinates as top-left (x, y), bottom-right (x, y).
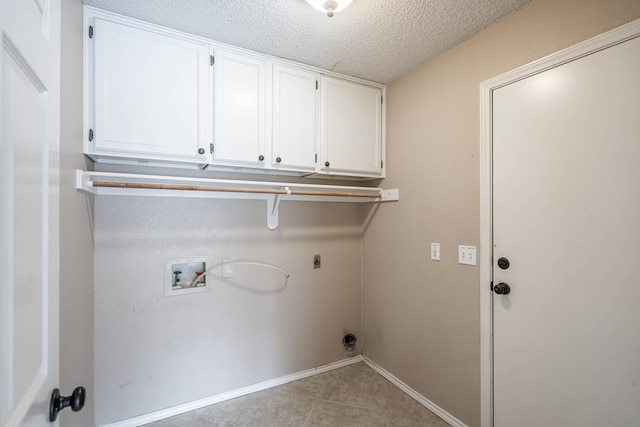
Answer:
top-left (59, 0), bottom-right (95, 426)
top-left (362, 1), bottom-right (640, 426)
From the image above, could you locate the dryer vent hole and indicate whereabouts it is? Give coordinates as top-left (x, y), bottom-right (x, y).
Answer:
top-left (343, 333), bottom-right (357, 351)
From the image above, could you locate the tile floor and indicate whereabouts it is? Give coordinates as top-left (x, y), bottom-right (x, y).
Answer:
top-left (145, 362), bottom-right (450, 427)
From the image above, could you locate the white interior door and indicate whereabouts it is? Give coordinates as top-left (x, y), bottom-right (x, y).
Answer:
top-left (0, 0), bottom-right (60, 426)
top-left (492, 33), bottom-right (640, 426)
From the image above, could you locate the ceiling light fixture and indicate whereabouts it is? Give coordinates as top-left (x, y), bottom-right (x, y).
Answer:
top-left (304, 0), bottom-right (353, 17)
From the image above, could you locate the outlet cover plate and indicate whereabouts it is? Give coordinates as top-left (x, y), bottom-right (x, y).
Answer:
top-left (431, 243), bottom-right (440, 261)
top-left (222, 261), bottom-right (234, 278)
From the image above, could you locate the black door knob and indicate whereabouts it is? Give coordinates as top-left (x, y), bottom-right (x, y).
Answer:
top-left (197, 147), bottom-right (205, 155)
top-left (258, 155), bottom-right (264, 161)
top-left (497, 257), bottom-right (510, 270)
top-left (49, 386), bottom-right (86, 421)
top-left (276, 157), bottom-right (282, 163)
top-left (325, 161), bottom-right (330, 167)
top-left (493, 282), bottom-right (511, 295)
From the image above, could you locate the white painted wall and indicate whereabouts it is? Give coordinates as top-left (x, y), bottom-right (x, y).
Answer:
top-left (93, 195), bottom-right (363, 424)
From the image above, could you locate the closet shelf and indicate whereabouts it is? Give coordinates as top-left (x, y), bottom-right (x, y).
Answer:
top-left (76, 170), bottom-right (399, 230)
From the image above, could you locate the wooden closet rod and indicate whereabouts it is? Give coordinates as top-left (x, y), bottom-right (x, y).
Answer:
top-left (92, 180), bottom-right (382, 199)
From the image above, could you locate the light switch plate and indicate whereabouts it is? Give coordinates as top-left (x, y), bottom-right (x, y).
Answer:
top-left (431, 243), bottom-right (440, 261)
top-left (458, 245), bottom-right (477, 266)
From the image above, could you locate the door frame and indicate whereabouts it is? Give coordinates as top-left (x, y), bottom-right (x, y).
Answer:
top-left (478, 18), bottom-right (640, 427)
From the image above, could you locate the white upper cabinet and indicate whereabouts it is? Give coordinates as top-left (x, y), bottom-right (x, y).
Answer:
top-left (212, 49), bottom-right (267, 167)
top-left (272, 64), bottom-right (318, 172)
top-left (320, 76), bottom-right (384, 177)
top-left (86, 17), bottom-right (212, 165)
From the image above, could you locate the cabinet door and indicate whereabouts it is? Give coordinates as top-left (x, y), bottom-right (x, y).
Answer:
top-left (89, 19), bottom-right (211, 163)
top-left (272, 65), bottom-right (318, 172)
top-left (213, 49), bottom-right (267, 166)
top-left (321, 77), bottom-right (383, 177)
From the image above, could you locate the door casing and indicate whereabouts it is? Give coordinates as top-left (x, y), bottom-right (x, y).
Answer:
top-left (479, 17), bottom-right (640, 427)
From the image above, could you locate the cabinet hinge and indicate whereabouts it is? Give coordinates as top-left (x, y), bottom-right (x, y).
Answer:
top-left (210, 55), bottom-right (214, 66)
top-left (89, 25), bottom-right (94, 39)
top-left (210, 143), bottom-right (214, 153)
top-left (88, 129), bottom-right (94, 142)
top-left (316, 80), bottom-right (318, 90)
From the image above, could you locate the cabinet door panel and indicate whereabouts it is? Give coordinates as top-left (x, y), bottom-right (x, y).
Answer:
top-left (91, 19), bottom-right (210, 161)
top-left (321, 77), bottom-right (382, 176)
top-left (213, 49), bottom-right (266, 166)
top-left (272, 65), bottom-right (317, 172)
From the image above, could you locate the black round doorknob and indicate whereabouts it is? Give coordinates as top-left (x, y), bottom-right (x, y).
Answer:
top-left (325, 161), bottom-right (330, 167)
top-left (258, 155), bottom-right (264, 161)
top-left (198, 148), bottom-right (205, 155)
top-left (49, 386), bottom-right (86, 421)
top-left (276, 157), bottom-right (282, 163)
top-left (493, 282), bottom-right (511, 295)
top-left (497, 257), bottom-right (510, 270)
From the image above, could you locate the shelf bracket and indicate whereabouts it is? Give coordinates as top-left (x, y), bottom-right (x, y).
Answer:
top-left (266, 196), bottom-right (279, 230)
top-left (266, 187), bottom-right (291, 230)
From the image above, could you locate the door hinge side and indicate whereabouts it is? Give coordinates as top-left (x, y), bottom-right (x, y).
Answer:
top-left (89, 25), bottom-right (94, 39)
top-left (210, 55), bottom-right (214, 66)
top-left (88, 129), bottom-right (94, 142)
top-left (316, 80), bottom-right (318, 90)
top-left (315, 153), bottom-right (318, 163)
top-left (210, 143), bottom-right (214, 153)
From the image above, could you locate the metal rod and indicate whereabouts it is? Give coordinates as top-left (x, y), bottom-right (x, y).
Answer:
top-left (91, 180), bottom-right (381, 199)
top-left (287, 189), bottom-right (380, 198)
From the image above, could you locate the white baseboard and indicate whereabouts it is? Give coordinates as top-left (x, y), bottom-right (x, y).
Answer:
top-left (102, 354), bottom-right (467, 427)
top-left (363, 356), bottom-right (468, 427)
top-left (101, 355), bottom-right (364, 427)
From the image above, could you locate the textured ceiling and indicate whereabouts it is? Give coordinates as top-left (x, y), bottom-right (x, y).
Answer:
top-left (83, 0), bottom-right (533, 84)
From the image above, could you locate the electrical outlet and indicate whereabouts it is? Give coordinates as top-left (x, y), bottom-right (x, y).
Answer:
top-left (431, 243), bottom-right (440, 261)
top-left (458, 245), bottom-right (477, 266)
top-left (223, 262), bottom-right (234, 278)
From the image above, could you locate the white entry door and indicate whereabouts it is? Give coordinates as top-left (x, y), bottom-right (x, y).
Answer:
top-left (492, 28), bottom-right (640, 426)
top-left (0, 0), bottom-right (61, 426)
